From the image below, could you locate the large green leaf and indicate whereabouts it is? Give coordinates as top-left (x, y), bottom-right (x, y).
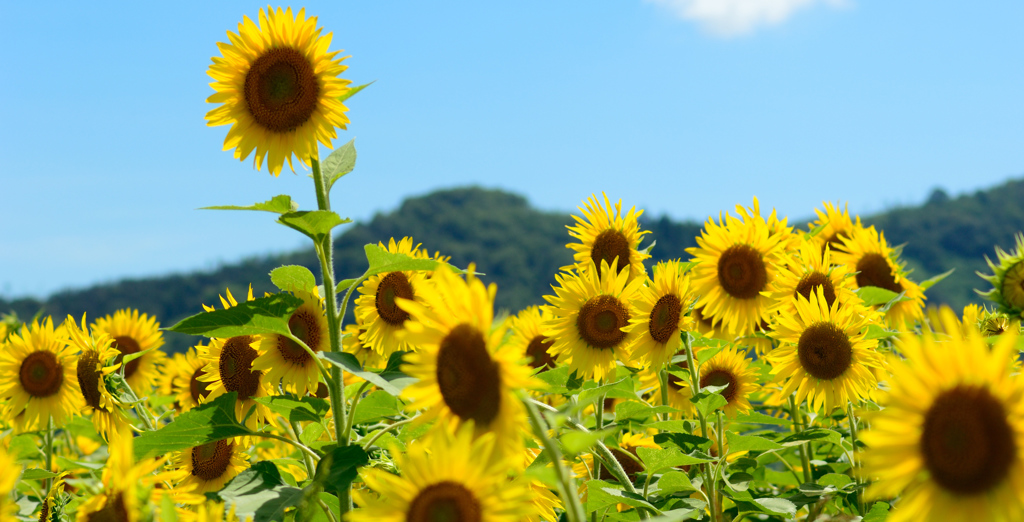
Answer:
top-left (323, 139), bottom-right (356, 191)
top-left (779, 428), bottom-right (843, 447)
top-left (724, 432), bottom-right (783, 453)
top-left (320, 352), bottom-right (414, 396)
top-left (314, 445), bottom-right (370, 498)
top-left (560, 428), bottom-right (617, 456)
top-left (637, 447), bottom-right (712, 474)
top-left (134, 392), bottom-right (251, 460)
top-left (203, 195), bottom-right (299, 214)
top-left (166, 294), bottom-right (304, 338)
top-left (255, 396), bottom-right (330, 425)
top-left (614, 401), bottom-right (678, 422)
top-left (864, 502), bottom-right (890, 522)
top-left (691, 385), bottom-right (728, 418)
top-left (655, 470), bottom-right (697, 495)
top-left (363, 243), bottom-right (447, 277)
top-left (217, 461), bottom-right (304, 522)
top-left (278, 211), bottom-right (350, 243)
top-left (270, 265), bottom-right (317, 294)
top-left (351, 390), bottom-right (402, 425)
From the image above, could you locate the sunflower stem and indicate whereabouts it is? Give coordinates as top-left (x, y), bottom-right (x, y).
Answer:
top-left (593, 388), bottom-right (606, 489)
top-left (714, 410), bottom-right (726, 521)
top-left (44, 418), bottom-right (54, 492)
top-left (290, 418), bottom-right (317, 479)
top-left (658, 367), bottom-right (670, 421)
top-left (361, 416), bottom-right (417, 449)
top-left (342, 381), bottom-right (372, 442)
top-left (520, 391), bottom-right (587, 522)
top-left (847, 402), bottom-right (866, 516)
top-left (683, 333), bottom-right (718, 522)
top-left (789, 396), bottom-right (813, 484)
top-left (254, 431), bottom-right (320, 462)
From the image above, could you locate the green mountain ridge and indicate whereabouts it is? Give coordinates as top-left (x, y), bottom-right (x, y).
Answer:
top-left (4, 179), bottom-right (1022, 354)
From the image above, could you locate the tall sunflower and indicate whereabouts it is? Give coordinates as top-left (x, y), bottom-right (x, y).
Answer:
top-left (832, 225), bottom-right (925, 327)
top-left (205, 7), bottom-right (352, 176)
top-left (507, 306), bottom-right (559, 371)
top-left (350, 426), bottom-right (534, 522)
top-left (566, 193), bottom-right (650, 282)
top-left (687, 210), bottom-right (785, 336)
top-left (544, 259), bottom-right (645, 381)
top-left (861, 308), bottom-right (1024, 522)
top-left (91, 308), bottom-right (166, 395)
top-left (0, 317), bottom-right (80, 432)
top-left (66, 314), bottom-right (130, 442)
top-left (253, 288), bottom-right (329, 396)
top-left (979, 232), bottom-right (1024, 315)
top-left (627, 260), bottom-right (695, 371)
top-left (398, 264), bottom-right (536, 456)
top-left (171, 438), bottom-right (250, 494)
top-left (767, 286), bottom-right (883, 413)
top-left (684, 347), bottom-right (757, 417)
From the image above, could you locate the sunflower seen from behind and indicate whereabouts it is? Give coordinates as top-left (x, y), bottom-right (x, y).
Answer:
top-left (66, 314), bottom-right (130, 442)
top-left (978, 232), bottom-right (1024, 316)
top-left (91, 308), bottom-right (166, 396)
top-left (833, 225), bottom-right (925, 328)
top-left (627, 259), bottom-right (694, 372)
top-left (205, 7), bottom-right (352, 176)
top-left (566, 193), bottom-right (650, 282)
top-left (0, 317), bottom-right (79, 432)
top-left (253, 287), bottom-right (329, 396)
top-left (861, 308), bottom-right (1024, 522)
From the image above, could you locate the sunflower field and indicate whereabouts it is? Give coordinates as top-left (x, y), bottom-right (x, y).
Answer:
top-left (5, 7), bottom-right (1024, 522)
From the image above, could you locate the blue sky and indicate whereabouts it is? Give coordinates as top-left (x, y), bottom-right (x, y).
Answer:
top-left (1, 0), bottom-right (1021, 298)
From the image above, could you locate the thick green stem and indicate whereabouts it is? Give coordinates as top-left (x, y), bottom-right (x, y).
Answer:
top-left (290, 419), bottom-right (317, 479)
top-left (683, 334), bottom-right (718, 522)
top-left (848, 402), bottom-right (866, 515)
top-left (521, 392), bottom-right (586, 522)
top-left (44, 418), bottom-right (54, 492)
top-left (342, 381), bottom-right (372, 441)
top-left (789, 397), bottom-right (813, 484)
top-left (593, 389), bottom-right (606, 488)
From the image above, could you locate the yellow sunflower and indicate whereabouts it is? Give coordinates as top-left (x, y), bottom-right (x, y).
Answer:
top-left (861, 308), bottom-right (1024, 522)
top-left (639, 363), bottom-right (693, 417)
top-left (767, 287), bottom-right (883, 413)
top-left (253, 288), bottom-right (329, 396)
top-left (507, 305), bottom-right (559, 371)
top-left (91, 308), bottom-right (166, 395)
top-left (519, 447), bottom-right (563, 522)
top-left (66, 314), bottom-right (130, 442)
top-left (171, 438), bottom-right (250, 494)
top-left (355, 237), bottom-right (446, 360)
top-left (198, 335), bottom-right (273, 430)
top-left (833, 225), bottom-right (925, 327)
top-left (683, 346), bottom-right (757, 418)
top-left (735, 197), bottom-right (799, 250)
top-left (687, 209), bottom-right (786, 337)
top-left (76, 427), bottom-right (165, 522)
top-left (0, 448), bottom-right (19, 521)
top-left (627, 260), bottom-right (695, 371)
top-left (350, 426), bottom-right (533, 522)
top-left (342, 322), bottom-right (387, 369)
top-left (0, 317), bottom-right (80, 432)
top-left (765, 238), bottom-right (859, 319)
top-left (573, 432), bottom-right (658, 508)
top-left (170, 346), bottom-right (214, 413)
top-left (544, 259), bottom-right (645, 381)
top-left (205, 6), bottom-right (352, 176)
top-left (398, 264), bottom-right (536, 456)
top-left (565, 193), bottom-right (650, 282)
top-left (979, 232), bottom-right (1024, 315)
top-left (810, 201), bottom-right (862, 254)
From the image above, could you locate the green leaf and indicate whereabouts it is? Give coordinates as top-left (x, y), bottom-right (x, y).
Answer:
top-left (584, 479), bottom-right (621, 513)
top-left (864, 502), bottom-right (891, 522)
top-left (749, 498), bottom-right (797, 517)
top-left (597, 487), bottom-right (658, 511)
top-left (779, 428), bottom-right (843, 447)
top-left (818, 472), bottom-right (854, 489)
top-left (134, 392), bottom-right (252, 460)
top-left (217, 461), bottom-right (304, 522)
top-left (313, 445), bottom-right (370, 498)
top-left (576, 378), bottom-right (635, 410)
top-left (363, 243), bottom-right (447, 277)
top-left (920, 268), bottom-right (955, 291)
top-left (692, 385), bottom-right (728, 418)
top-left (865, 324), bottom-right (900, 340)
top-left (323, 139), bottom-right (357, 191)
top-left (119, 345), bottom-right (158, 367)
top-left (655, 470), bottom-right (697, 495)
top-left (337, 81), bottom-right (374, 103)
top-left (644, 420), bottom-right (691, 433)
top-left (167, 294), bottom-right (303, 338)
top-left (278, 210), bottom-right (350, 243)
top-left (270, 266), bottom-right (317, 294)
top-left (335, 278), bottom-right (358, 294)
top-left (203, 195), bottom-right (299, 214)
top-left (732, 411), bottom-right (792, 428)
top-left (614, 401), bottom-right (678, 422)
top-left (351, 390), bottom-right (402, 425)
top-left (725, 432), bottom-right (784, 453)
top-left (255, 396), bottom-right (329, 425)
top-left (535, 366), bottom-right (572, 393)
top-left (856, 286), bottom-right (901, 306)
top-left (321, 352), bottom-right (413, 396)
top-left (643, 508), bottom-right (700, 522)
top-left (560, 428), bottom-right (617, 456)
top-left (805, 220), bottom-right (828, 239)
top-left (20, 468), bottom-right (59, 481)
top-left (637, 447), bottom-right (711, 474)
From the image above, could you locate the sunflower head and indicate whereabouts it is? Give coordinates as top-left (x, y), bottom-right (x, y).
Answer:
top-left (565, 193), bottom-right (650, 282)
top-left (508, 306), bottom-right (558, 371)
top-left (978, 232), bottom-right (1024, 315)
top-left (833, 225), bottom-right (926, 328)
top-left (627, 259), bottom-right (695, 371)
top-left (685, 346), bottom-right (757, 417)
top-left (206, 7), bottom-right (352, 176)
top-left (253, 288), bottom-right (329, 396)
top-left (172, 437), bottom-right (250, 494)
top-left (766, 238), bottom-right (859, 320)
top-left (66, 314), bottom-right (130, 442)
top-left (810, 201), bottom-right (861, 255)
top-left (91, 308), bottom-right (166, 395)
top-left (0, 316), bottom-right (80, 432)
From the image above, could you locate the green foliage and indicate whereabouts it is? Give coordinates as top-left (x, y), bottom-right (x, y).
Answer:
top-left (167, 293), bottom-right (304, 338)
top-left (271, 265), bottom-right (317, 293)
top-left (133, 392), bottom-right (251, 460)
top-left (216, 461), bottom-right (305, 522)
top-left (278, 211), bottom-right (351, 243)
top-left (322, 139), bottom-right (356, 191)
top-left (203, 195), bottom-right (299, 214)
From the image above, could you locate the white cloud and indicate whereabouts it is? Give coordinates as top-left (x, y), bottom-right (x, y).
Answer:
top-left (648, 0), bottom-right (850, 37)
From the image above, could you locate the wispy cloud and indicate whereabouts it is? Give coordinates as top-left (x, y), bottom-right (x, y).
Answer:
top-left (647, 0), bottom-right (850, 37)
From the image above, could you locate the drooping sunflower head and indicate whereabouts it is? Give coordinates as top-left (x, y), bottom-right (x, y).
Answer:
top-left (767, 238), bottom-right (859, 320)
top-left (254, 288), bottom-right (329, 396)
top-left (861, 307), bottom-right (1024, 522)
top-left (978, 232), bottom-right (1024, 315)
top-left (65, 314), bottom-right (130, 442)
top-left (767, 286), bottom-right (883, 413)
top-left (685, 346), bottom-right (757, 417)
top-left (565, 193), bottom-right (651, 282)
top-left (91, 308), bottom-right (166, 395)
top-left (810, 201), bottom-right (862, 255)
top-left (686, 209), bottom-right (786, 337)
top-left (0, 316), bottom-right (80, 432)
top-left (627, 259), bottom-right (695, 371)
top-left (507, 305), bottom-right (558, 371)
top-left (544, 259), bottom-right (646, 381)
top-left (172, 437), bottom-right (250, 494)
top-left (205, 6), bottom-right (352, 176)
top-left (833, 225), bottom-right (926, 328)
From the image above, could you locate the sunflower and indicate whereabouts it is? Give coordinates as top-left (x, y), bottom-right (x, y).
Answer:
top-left (507, 306), bottom-right (558, 371)
top-left (355, 237), bottom-right (446, 360)
top-left (979, 232), bottom-right (1024, 315)
top-left (639, 363), bottom-right (693, 417)
top-left (350, 426), bottom-right (533, 522)
top-left (861, 308), bottom-right (1024, 522)
top-left (767, 286), bottom-right (883, 413)
top-left (0, 317), bottom-right (80, 432)
top-left (565, 193), bottom-right (650, 282)
top-left (253, 288), bottom-right (329, 396)
top-left (519, 447), bottom-right (562, 522)
top-left (810, 201), bottom-right (862, 255)
top-left (765, 238), bottom-right (859, 320)
top-left (682, 346), bottom-right (757, 417)
top-left (627, 260), bottom-right (695, 371)
top-left (76, 427), bottom-right (165, 522)
top-left (66, 314), bottom-right (130, 442)
top-left (342, 322), bottom-right (387, 369)
top-left (0, 448), bottom-right (19, 521)
top-left (573, 432), bottom-right (658, 503)
top-left (172, 438), bottom-right (250, 494)
top-left (832, 225), bottom-right (925, 327)
top-left (170, 346), bottom-right (214, 413)
top-left (687, 209), bottom-right (786, 337)
top-left (544, 259), bottom-right (645, 381)
top-left (36, 471), bottom-right (69, 522)
top-left (398, 264), bottom-right (536, 456)
top-left (91, 308), bottom-right (166, 395)
top-left (198, 335), bottom-right (273, 430)
top-left (735, 197), bottom-right (799, 250)
top-left (205, 6), bottom-right (352, 176)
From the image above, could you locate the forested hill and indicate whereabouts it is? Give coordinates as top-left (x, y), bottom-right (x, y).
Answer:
top-left (3, 178), bottom-right (1023, 353)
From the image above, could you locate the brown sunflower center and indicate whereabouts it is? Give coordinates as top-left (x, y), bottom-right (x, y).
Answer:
top-left (795, 271), bottom-right (837, 308)
top-left (191, 439), bottom-right (234, 482)
top-left (648, 294), bottom-right (682, 344)
top-left (598, 447), bottom-right (645, 482)
top-left (111, 336), bottom-right (142, 380)
top-left (700, 369), bottom-right (738, 403)
top-left (218, 336), bottom-right (262, 401)
top-left (406, 481), bottom-right (482, 522)
top-left (576, 295), bottom-right (630, 350)
top-left (797, 322), bottom-right (852, 380)
top-left (243, 47), bottom-right (320, 134)
top-left (717, 244), bottom-right (768, 300)
top-left (822, 231), bottom-right (848, 254)
top-left (19, 351), bottom-right (63, 398)
top-left (1000, 262), bottom-right (1024, 309)
top-left (189, 367), bottom-right (212, 404)
top-left (921, 385), bottom-right (1016, 495)
top-left (276, 308), bottom-right (323, 364)
top-left (591, 229), bottom-right (631, 275)
top-left (76, 350), bottom-right (104, 410)
top-left (84, 491), bottom-right (129, 522)
top-left (525, 335), bottom-right (556, 370)
top-left (855, 253), bottom-right (903, 294)
top-left (436, 324), bottom-right (501, 427)
top-left (375, 272), bottom-right (414, 325)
